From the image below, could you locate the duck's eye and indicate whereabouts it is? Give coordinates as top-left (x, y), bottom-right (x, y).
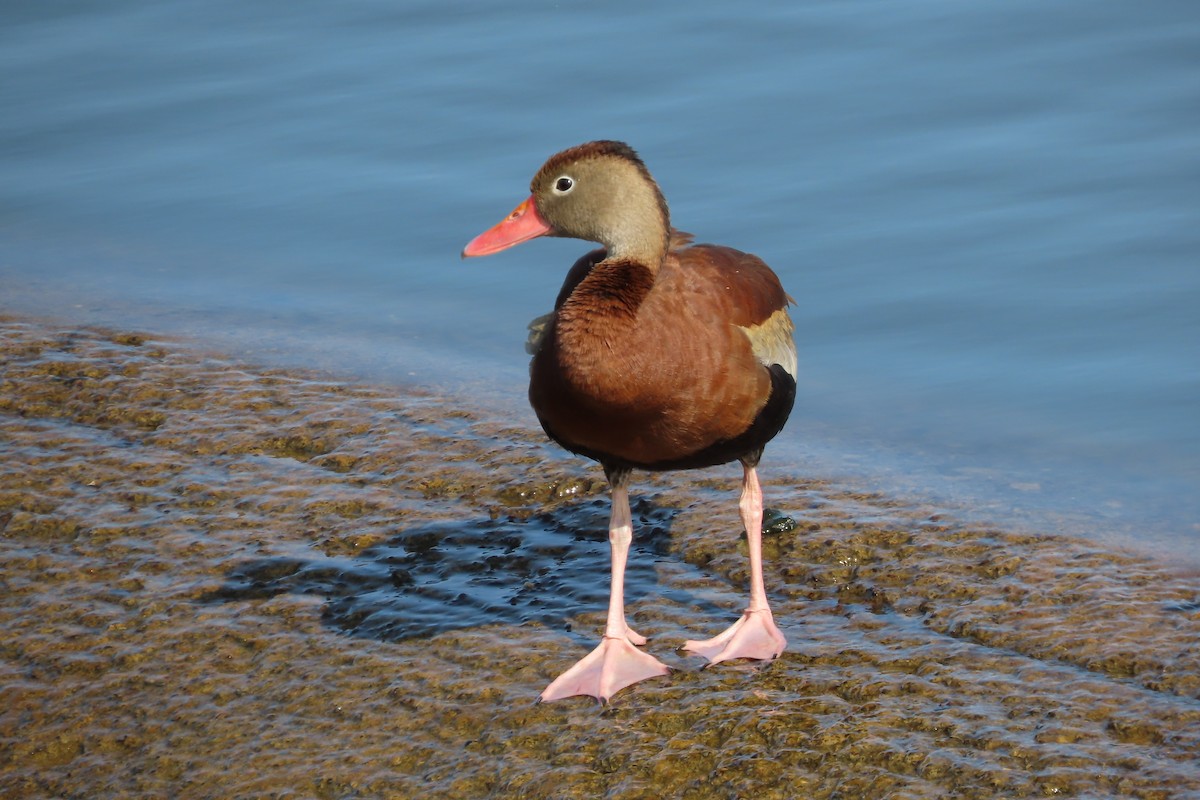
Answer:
top-left (554, 176), bottom-right (574, 194)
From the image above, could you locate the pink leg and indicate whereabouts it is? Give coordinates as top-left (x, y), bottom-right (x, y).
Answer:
top-left (540, 475), bottom-right (670, 702)
top-left (683, 463), bottom-right (787, 665)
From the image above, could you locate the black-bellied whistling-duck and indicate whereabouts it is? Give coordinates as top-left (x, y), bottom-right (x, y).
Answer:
top-left (463, 141), bottom-right (796, 703)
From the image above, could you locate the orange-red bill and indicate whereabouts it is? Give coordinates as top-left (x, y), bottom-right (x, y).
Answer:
top-left (462, 196), bottom-right (553, 258)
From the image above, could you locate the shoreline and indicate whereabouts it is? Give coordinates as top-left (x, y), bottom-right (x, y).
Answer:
top-left (2, 314), bottom-right (1198, 798)
top-left (8, 284), bottom-right (1195, 569)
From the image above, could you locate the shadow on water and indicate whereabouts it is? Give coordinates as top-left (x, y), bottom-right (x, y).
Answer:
top-left (202, 496), bottom-right (714, 642)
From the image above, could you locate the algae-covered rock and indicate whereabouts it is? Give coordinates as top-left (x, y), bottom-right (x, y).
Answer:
top-left (2, 316), bottom-right (1199, 800)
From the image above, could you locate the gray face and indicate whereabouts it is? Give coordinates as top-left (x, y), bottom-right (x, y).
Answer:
top-left (529, 147), bottom-right (670, 261)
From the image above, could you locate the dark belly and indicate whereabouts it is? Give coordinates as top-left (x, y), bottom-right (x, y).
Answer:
top-left (530, 363), bottom-right (796, 472)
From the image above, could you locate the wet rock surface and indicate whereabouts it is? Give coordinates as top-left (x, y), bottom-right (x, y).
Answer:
top-left (1, 316), bottom-right (1198, 799)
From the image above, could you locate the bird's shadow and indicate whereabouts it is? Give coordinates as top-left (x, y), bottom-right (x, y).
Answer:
top-left (200, 496), bottom-right (721, 643)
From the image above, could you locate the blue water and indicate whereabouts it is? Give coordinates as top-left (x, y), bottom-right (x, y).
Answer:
top-left (2, 0), bottom-right (1197, 562)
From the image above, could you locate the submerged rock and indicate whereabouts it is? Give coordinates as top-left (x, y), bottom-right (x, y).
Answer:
top-left (1, 315), bottom-right (1198, 799)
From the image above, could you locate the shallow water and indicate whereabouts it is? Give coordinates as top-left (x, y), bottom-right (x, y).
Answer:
top-left (2, 0), bottom-right (1198, 561)
top-left (2, 318), bottom-right (1198, 799)
top-left (203, 496), bottom-right (680, 643)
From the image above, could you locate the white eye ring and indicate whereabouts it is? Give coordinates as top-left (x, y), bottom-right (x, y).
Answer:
top-left (553, 176), bottom-right (575, 194)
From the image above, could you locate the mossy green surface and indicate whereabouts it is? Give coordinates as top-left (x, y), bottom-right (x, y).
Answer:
top-left (1, 316), bottom-right (1198, 799)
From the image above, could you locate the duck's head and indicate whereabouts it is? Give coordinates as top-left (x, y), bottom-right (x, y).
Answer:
top-left (463, 140), bottom-right (670, 265)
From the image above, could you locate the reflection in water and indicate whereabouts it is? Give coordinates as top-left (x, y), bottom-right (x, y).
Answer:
top-left (204, 499), bottom-right (694, 642)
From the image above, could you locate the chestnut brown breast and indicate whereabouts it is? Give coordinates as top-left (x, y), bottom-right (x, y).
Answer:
top-left (529, 239), bottom-right (795, 471)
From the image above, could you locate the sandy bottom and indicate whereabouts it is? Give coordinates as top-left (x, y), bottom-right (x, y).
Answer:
top-left (1, 315), bottom-right (1197, 799)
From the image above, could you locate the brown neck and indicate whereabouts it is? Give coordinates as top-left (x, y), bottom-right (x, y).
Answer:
top-left (559, 259), bottom-right (655, 329)
top-left (547, 258), bottom-right (656, 405)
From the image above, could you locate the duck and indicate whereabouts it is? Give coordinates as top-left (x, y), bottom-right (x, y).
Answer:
top-left (463, 141), bottom-right (796, 702)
